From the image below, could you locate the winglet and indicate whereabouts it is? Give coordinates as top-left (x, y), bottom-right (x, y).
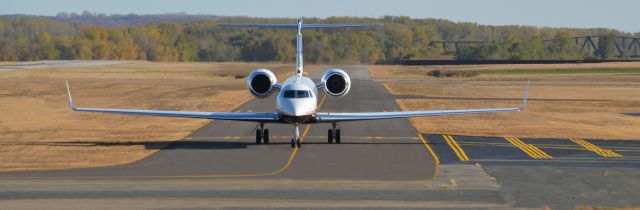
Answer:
top-left (519, 80), bottom-right (530, 111)
top-left (65, 80), bottom-right (77, 111)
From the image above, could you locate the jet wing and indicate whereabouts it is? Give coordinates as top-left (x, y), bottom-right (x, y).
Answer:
top-left (316, 81), bottom-right (530, 123)
top-left (65, 81), bottom-right (279, 122)
top-left (315, 108), bottom-right (520, 122)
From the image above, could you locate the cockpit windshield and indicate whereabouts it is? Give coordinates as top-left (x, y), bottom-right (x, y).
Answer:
top-left (296, 90), bottom-right (309, 98)
top-left (283, 90), bottom-right (311, 98)
top-left (284, 90), bottom-right (296, 98)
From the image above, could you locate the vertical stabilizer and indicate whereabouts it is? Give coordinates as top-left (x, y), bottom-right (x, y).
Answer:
top-left (296, 19), bottom-right (304, 79)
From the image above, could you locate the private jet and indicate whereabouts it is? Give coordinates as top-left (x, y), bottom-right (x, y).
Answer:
top-left (65, 18), bottom-right (529, 148)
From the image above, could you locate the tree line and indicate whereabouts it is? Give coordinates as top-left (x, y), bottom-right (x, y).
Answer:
top-left (0, 15), bottom-right (635, 63)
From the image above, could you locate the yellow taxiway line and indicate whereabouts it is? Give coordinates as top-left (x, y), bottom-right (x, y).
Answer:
top-left (442, 135), bottom-right (469, 161)
top-left (418, 133), bottom-right (439, 181)
top-left (570, 139), bottom-right (622, 158)
top-left (504, 137), bottom-right (552, 159)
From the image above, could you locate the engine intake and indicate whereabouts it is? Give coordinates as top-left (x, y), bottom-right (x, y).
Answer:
top-left (247, 69), bottom-right (277, 98)
top-left (321, 69), bottom-right (351, 97)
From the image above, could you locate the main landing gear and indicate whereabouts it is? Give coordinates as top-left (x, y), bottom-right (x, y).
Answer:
top-left (290, 124), bottom-right (301, 148)
top-left (327, 123), bottom-right (341, 144)
top-left (255, 123), bottom-right (269, 144)
top-left (258, 123), bottom-right (339, 148)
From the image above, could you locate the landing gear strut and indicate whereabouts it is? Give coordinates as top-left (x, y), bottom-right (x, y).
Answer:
top-left (255, 123), bottom-right (269, 144)
top-left (291, 124), bottom-right (301, 148)
top-left (328, 123), bottom-right (341, 144)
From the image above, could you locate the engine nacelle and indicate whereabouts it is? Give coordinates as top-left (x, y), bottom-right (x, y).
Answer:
top-left (321, 68), bottom-right (351, 97)
top-left (247, 69), bottom-right (278, 98)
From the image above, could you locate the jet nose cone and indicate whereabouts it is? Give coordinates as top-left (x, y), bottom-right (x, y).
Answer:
top-left (289, 100), bottom-right (311, 116)
top-left (293, 109), bottom-right (305, 116)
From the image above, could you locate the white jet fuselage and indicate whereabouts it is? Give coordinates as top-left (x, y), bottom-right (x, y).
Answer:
top-left (276, 76), bottom-right (318, 124)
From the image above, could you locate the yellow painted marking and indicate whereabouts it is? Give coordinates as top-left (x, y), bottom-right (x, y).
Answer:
top-left (418, 134), bottom-right (440, 165)
top-left (418, 134), bottom-right (439, 181)
top-left (570, 139), bottom-right (622, 158)
top-left (461, 142), bottom-right (587, 151)
top-left (609, 149), bottom-right (640, 152)
top-left (442, 135), bottom-right (469, 161)
top-left (506, 137), bottom-right (551, 159)
top-left (504, 137), bottom-right (552, 159)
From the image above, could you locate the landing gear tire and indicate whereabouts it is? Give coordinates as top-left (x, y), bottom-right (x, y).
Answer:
top-left (335, 129), bottom-right (341, 144)
top-left (291, 124), bottom-right (301, 149)
top-left (256, 129), bottom-right (263, 144)
top-left (327, 129), bottom-right (334, 144)
top-left (263, 129), bottom-right (269, 144)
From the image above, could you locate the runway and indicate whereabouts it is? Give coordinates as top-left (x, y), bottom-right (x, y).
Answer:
top-left (0, 65), bottom-right (434, 180)
top-left (1, 65), bottom-right (640, 208)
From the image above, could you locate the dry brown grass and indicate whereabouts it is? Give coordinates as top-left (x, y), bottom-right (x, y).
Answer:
top-left (369, 63), bottom-right (640, 82)
top-left (369, 62), bottom-right (640, 77)
top-left (0, 61), bottom-right (307, 172)
top-left (371, 64), bottom-right (640, 140)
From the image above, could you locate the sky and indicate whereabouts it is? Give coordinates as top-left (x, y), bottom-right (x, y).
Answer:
top-left (3, 0), bottom-right (639, 32)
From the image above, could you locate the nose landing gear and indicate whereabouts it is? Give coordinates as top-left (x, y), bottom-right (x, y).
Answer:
top-left (291, 124), bottom-right (301, 148)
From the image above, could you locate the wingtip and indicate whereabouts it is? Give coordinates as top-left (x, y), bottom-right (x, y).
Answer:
top-left (519, 80), bottom-right (531, 111)
top-left (65, 80), bottom-right (76, 110)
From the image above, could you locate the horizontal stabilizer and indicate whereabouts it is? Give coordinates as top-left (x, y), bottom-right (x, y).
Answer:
top-left (219, 23), bottom-right (382, 28)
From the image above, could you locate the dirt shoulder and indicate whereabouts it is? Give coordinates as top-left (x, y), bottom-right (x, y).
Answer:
top-left (0, 61), bottom-right (308, 172)
top-left (369, 63), bottom-right (640, 140)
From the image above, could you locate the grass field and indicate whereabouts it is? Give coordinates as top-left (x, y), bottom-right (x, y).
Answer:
top-left (369, 62), bottom-right (640, 79)
top-left (0, 61), bottom-right (304, 172)
top-left (478, 67), bottom-right (640, 75)
top-left (369, 63), bottom-right (640, 140)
